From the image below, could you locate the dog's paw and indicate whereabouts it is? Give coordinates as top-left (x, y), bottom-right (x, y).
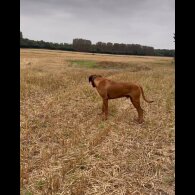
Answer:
top-left (133, 117), bottom-right (144, 124)
top-left (102, 116), bottom-right (108, 121)
top-left (137, 118), bottom-right (144, 124)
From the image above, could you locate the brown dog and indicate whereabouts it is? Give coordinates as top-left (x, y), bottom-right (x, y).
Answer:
top-left (89, 74), bottom-right (153, 123)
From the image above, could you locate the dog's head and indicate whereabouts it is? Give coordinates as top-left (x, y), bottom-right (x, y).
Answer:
top-left (88, 74), bottom-right (102, 87)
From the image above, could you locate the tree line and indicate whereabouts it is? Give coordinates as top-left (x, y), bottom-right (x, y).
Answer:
top-left (20, 32), bottom-right (175, 57)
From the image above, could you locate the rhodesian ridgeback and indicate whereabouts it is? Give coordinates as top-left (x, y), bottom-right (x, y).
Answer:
top-left (89, 74), bottom-right (153, 123)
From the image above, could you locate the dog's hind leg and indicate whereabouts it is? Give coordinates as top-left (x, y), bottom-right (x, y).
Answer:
top-left (130, 97), bottom-right (144, 124)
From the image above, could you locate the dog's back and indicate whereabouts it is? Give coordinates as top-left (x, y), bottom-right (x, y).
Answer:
top-left (98, 78), bottom-right (138, 99)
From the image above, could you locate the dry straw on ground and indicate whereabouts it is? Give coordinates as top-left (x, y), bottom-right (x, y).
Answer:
top-left (20, 49), bottom-right (175, 195)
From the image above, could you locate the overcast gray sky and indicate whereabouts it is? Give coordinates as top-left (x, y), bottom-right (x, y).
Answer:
top-left (20, 0), bottom-right (175, 49)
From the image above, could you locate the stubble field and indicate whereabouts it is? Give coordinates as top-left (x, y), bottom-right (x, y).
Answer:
top-left (20, 49), bottom-right (175, 195)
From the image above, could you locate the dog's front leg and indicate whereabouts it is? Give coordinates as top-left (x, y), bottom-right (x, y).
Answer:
top-left (103, 98), bottom-right (108, 120)
top-left (98, 101), bottom-right (105, 116)
top-left (101, 101), bottom-right (105, 115)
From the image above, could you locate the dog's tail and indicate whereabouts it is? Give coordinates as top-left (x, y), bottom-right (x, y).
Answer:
top-left (139, 85), bottom-right (154, 103)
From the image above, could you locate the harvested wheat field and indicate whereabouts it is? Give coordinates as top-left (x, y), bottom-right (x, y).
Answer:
top-left (20, 49), bottom-right (175, 195)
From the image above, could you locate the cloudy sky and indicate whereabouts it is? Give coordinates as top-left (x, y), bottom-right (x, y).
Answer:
top-left (20, 0), bottom-right (175, 49)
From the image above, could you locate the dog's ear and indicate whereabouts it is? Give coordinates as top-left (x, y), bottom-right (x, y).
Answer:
top-left (88, 75), bottom-right (94, 83)
top-left (88, 75), bottom-right (96, 87)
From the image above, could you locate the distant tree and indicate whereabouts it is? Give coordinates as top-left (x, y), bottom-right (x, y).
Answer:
top-left (131, 44), bottom-right (141, 55)
top-left (126, 44), bottom-right (133, 55)
top-left (154, 49), bottom-right (175, 57)
top-left (73, 38), bottom-right (92, 52)
top-left (96, 42), bottom-right (108, 53)
top-left (106, 42), bottom-right (113, 53)
top-left (142, 46), bottom-right (155, 56)
top-left (20, 34), bottom-right (174, 57)
top-left (113, 43), bottom-right (120, 53)
top-left (96, 42), bottom-right (103, 53)
top-left (118, 43), bottom-right (126, 54)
